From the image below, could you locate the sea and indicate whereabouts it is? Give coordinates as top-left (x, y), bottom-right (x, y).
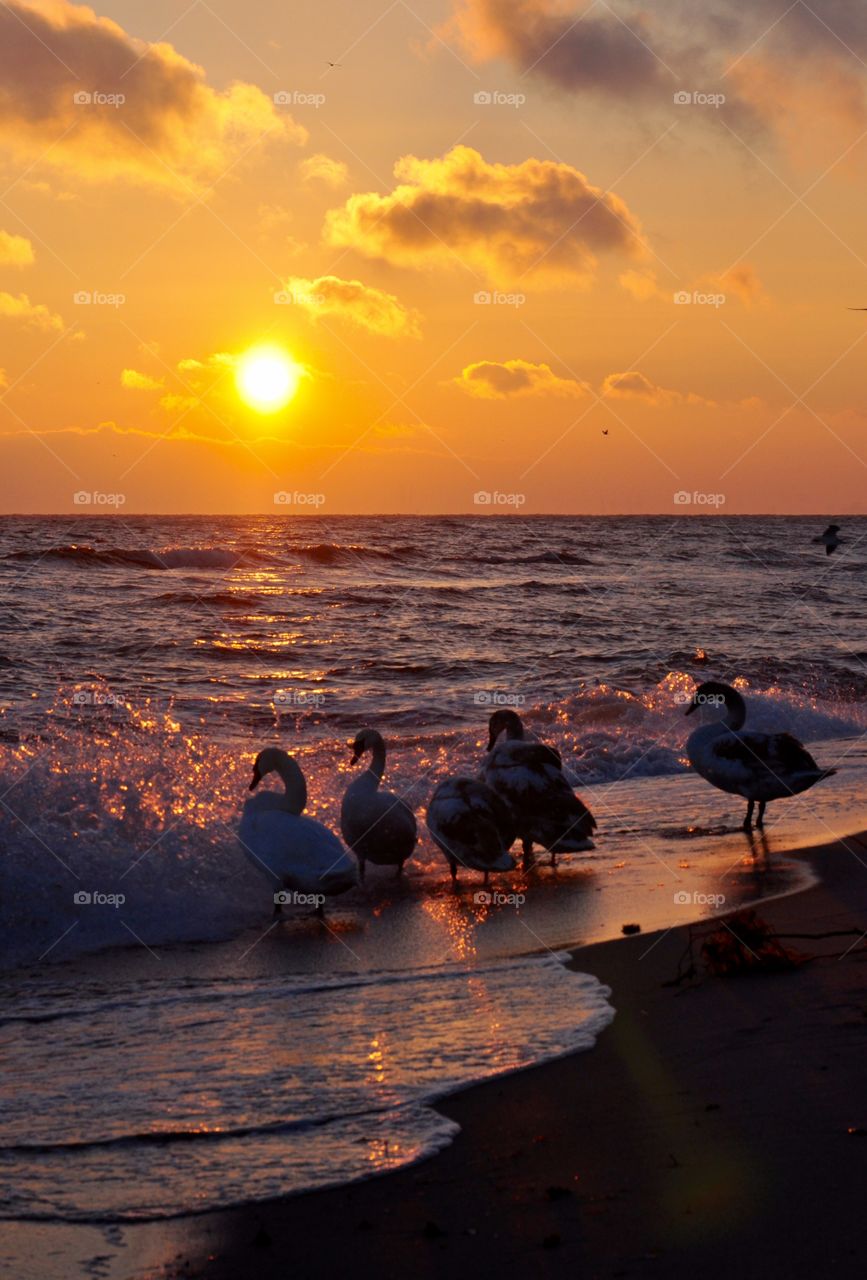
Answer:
top-left (2, 514), bottom-right (867, 1278)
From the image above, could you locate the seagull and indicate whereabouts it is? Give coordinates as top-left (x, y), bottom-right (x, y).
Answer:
top-left (326, 60), bottom-right (342, 68)
top-left (602, 429), bottom-right (609, 436)
top-left (812, 523), bottom-right (842, 555)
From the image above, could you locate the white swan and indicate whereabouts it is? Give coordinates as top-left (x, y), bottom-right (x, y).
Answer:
top-left (340, 729), bottom-right (417, 880)
top-left (426, 777), bottom-right (516, 883)
top-left (685, 682), bottom-right (836, 829)
top-left (239, 748), bottom-right (357, 912)
top-left (481, 709), bottom-right (596, 869)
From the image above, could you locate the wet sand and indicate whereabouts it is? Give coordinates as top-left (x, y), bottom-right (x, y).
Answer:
top-left (152, 828), bottom-right (867, 1280)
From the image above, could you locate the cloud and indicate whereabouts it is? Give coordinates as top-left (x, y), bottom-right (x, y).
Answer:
top-left (283, 274), bottom-right (421, 338)
top-left (299, 153), bottom-right (349, 188)
top-left (601, 370), bottom-right (715, 407)
top-left (121, 368), bottom-right (163, 391)
top-left (713, 264), bottom-right (767, 307)
top-left (325, 146), bottom-right (644, 287)
top-left (453, 359), bottom-right (589, 399)
top-left (0, 0), bottom-right (306, 190)
top-left (445, 0), bottom-right (668, 98)
top-left (0, 291), bottom-right (64, 330)
top-left (0, 231), bottom-right (35, 267)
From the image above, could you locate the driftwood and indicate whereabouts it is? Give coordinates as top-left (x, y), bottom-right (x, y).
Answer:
top-left (665, 909), bottom-right (865, 986)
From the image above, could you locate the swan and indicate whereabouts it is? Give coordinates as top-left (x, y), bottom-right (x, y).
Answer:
top-left (426, 777), bottom-right (516, 883)
top-left (239, 748), bottom-right (358, 913)
top-left (685, 682), bottom-right (837, 829)
top-left (340, 729), bottom-right (417, 880)
top-left (481, 709), bottom-right (596, 869)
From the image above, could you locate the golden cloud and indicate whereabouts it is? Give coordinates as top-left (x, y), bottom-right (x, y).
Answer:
top-left (601, 370), bottom-right (715, 407)
top-left (0, 231), bottom-right (35, 267)
top-left (299, 153), bottom-right (349, 188)
top-left (0, 291), bottom-right (63, 330)
top-left (325, 146), bottom-right (644, 287)
top-left (0, 0), bottom-right (306, 190)
top-left (121, 368), bottom-right (163, 391)
top-left (453, 359), bottom-right (589, 399)
top-left (283, 274), bottom-right (421, 338)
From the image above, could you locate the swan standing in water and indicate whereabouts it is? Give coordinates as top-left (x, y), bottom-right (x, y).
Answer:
top-left (482, 709), bottom-right (596, 869)
top-left (340, 729), bottom-right (417, 880)
top-left (426, 777), bottom-right (516, 883)
top-left (685, 682), bottom-right (836, 829)
top-left (239, 748), bottom-right (357, 913)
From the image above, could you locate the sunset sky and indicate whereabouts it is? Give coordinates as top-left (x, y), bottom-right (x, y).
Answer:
top-left (2, 0), bottom-right (867, 513)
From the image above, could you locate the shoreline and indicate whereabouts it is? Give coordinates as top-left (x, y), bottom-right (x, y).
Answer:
top-left (124, 825), bottom-right (867, 1280)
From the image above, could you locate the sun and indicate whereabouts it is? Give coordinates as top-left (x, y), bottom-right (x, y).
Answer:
top-left (236, 346), bottom-right (303, 412)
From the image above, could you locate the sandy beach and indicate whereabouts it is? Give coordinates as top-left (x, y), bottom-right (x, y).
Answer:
top-left (148, 829), bottom-right (867, 1280)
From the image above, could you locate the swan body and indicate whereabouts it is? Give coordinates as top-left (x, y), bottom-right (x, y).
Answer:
top-left (340, 729), bottom-right (417, 879)
top-left (481, 709), bottom-right (596, 867)
top-left (239, 748), bottom-right (357, 908)
top-left (686, 682), bottom-right (836, 829)
top-left (427, 777), bottom-right (516, 882)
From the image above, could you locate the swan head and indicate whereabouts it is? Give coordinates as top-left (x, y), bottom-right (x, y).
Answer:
top-left (248, 748), bottom-right (308, 813)
top-left (249, 747), bottom-right (288, 790)
top-left (685, 681), bottom-right (746, 731)
top-left (349, 727), bottom-right (385, 765)
top-left (487, 708), bottom-right (524, 750)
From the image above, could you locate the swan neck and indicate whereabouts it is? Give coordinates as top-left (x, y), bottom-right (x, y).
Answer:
top-left (725, 702), bottom-right (746, 731)
top-left (276, 756), bottom-right (307, 814)
top-left (368, 740), bottom-right (386, 782)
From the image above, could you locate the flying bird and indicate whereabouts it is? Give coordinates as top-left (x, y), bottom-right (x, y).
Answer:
top-left (812, 523), bottom-right (842, 555)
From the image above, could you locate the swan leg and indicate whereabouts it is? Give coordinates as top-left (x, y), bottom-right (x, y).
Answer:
top-left (315, 901), bottom-right (325, 919)
top-left (359, 858), bottom-right (366, 883)
top-left (756, 801), bottom-right (766, 829)
top-left (743, 800), bottom-right (754, 831)
top-left (449, 860), bottom-right (458, 884)
top-left (483, 870), bottom-right (489, 887)
top-left (273, 902), bottom-right (283, 918)
top-left (522, 838), bottom-right (534, 871)
top-left (550, 849), bottom-right (557, 869)
top-left (395, 861), bottom-right (404, 878)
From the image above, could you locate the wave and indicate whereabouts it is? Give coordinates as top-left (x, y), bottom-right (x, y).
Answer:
top-left (3, 545), bottom-right (274, 571)
top-left (290, 542), bottom-right (418, 565)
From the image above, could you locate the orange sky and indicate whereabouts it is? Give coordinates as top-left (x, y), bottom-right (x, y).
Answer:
top-left (2, 0), bottom-right (867, 514)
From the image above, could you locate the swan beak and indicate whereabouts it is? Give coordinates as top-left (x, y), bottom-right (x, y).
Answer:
top-left (486, 733), bottom-right (496, 751)
top-left (249, 764), bottom-right (262, 791)
top-left (350, 750), bottom-right (361, 765)
top-left (684, 703), bottom-right (696, 717)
